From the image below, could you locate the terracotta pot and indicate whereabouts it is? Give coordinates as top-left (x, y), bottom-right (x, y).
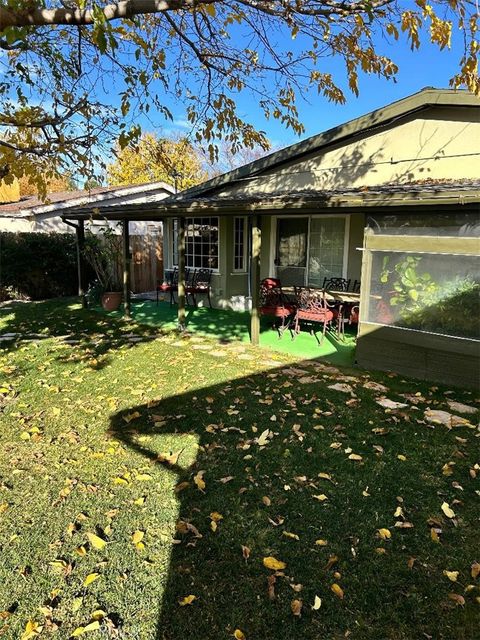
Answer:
top-left (101, 291), bottom-right (122, 311)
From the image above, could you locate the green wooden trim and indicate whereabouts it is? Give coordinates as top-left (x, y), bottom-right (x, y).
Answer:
top-left (365, 235), bottom-right (480, 254)
top-left (358, 321), bottom-right (480, 357)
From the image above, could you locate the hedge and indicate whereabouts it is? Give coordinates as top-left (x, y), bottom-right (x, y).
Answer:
top-left (0, 232), bottom-right (93, 300)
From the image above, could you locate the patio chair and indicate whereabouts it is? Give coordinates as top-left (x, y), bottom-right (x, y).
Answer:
top-left (156, 267), bottom-right (178, 305)
top-left (259, 278), bottom-right (296, 338)
top-left (186, 268), bottom-right (213, 308)
top-left (324, 277), bottom-right (351, 292)
top-left (348, 305), bottom-right (359, 325)
top-left (293, 288), bottom-right (337, 345)
top-left (351, 279), bottom-right (361, 293)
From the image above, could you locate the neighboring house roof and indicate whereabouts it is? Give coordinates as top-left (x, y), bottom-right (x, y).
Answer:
top-left (0, 181), bottom-right (174, 218)
top-left (173, 88), bottom-right (480, 201)
top-left (65, 179), bottom-right (480, 220)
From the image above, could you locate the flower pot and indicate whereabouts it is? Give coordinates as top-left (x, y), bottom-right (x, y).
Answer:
top-left (101, 291), bottom-right (122, 311)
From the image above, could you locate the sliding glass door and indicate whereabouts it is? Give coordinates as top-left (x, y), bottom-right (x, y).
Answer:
top-left (275, 216), bottom-right (346, 286)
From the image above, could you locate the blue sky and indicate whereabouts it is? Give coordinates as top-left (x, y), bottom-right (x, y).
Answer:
top-left (138, 21), bottom-right (467, 151)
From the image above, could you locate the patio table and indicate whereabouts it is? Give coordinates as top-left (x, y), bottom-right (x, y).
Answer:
top-left (282, 286), bottom-right (361, 305)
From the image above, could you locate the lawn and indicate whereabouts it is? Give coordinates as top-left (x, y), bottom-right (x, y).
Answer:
top-left (0, 299), bottom-right (478, 640)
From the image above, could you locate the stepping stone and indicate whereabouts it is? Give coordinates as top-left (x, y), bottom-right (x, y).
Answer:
top-left (192, 344), bottom-right (210, 350)
top-left (237, 353), bottom-right (254, 360)
top-left (210, 350), bottom-right (228, 358)
top-left (260, 359), bottom-right (281, 367)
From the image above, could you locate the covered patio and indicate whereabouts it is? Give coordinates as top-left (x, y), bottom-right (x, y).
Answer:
top-left (98, 298), bottom-right (357, 366)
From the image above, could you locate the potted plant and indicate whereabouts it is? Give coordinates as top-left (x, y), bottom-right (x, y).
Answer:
top-left (83, 227), bottom-right (123, 311)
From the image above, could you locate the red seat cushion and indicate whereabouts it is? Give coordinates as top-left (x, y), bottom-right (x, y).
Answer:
top-left (157, 283), bottom-right (174, 292)
top-left (297, 310), bottom-right (333, 322)
top-left (260, 305), bottom-right (294, 318)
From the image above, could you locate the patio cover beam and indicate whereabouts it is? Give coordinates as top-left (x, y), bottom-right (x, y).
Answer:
top-left (122, 220), bottom-right (131, 318)
top-left (177, 216), bottom-right (186, 331)
top-left (250, 215), bottom-right (261, 346)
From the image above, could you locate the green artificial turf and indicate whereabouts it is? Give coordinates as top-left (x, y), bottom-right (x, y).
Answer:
top-left (100, 300), bottom-right (357, 367)
top-left (0, 299), bottom-right (478, 640)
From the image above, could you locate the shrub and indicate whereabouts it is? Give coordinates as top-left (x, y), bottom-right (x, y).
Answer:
top-left (0, 232), bottom-right (94, 300)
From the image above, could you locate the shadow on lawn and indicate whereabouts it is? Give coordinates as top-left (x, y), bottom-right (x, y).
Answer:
top-left (108, 360), bottom-right (478, 640)
top-left (0, 299), bottom-right (165, 370)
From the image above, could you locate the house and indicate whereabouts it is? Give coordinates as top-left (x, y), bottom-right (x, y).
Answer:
top-left (0, 181), bottom-right (175, 293)
top-left (65, 88), bottom-right (480, 387)
top-left (0, 181), bottom-right (174, 235)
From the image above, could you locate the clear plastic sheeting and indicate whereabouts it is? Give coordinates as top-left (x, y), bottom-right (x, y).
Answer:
top-left (367, 251), bottom-right (480, 340)
top-left (367, 212), bottom-right (480, 237)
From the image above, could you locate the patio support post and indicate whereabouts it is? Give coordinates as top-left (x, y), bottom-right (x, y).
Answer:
top-left (251, 214), bottom-right (261, 346)
top-left (76, 219), bottom-right (87, 309)
top-left (177, 216), bottom-right (186, 331)
top-left (122, 219), bottom-right (131, 318)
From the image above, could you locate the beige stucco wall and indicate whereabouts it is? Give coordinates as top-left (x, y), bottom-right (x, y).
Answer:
top-left (217, 106), bottom-right (480, 196)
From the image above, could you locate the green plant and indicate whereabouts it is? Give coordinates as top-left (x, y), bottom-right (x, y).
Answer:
top-left (388, 256), bottom-right (439, 323)
top-left (83, 228), bottom-right (123, 292)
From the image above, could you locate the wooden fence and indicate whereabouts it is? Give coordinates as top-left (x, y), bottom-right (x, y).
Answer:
top-left (130, 232), bottom-right (164, 293)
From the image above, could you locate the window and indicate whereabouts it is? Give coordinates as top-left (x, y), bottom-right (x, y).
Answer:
top-left (172, 217), bottom-right (219, 270)
top-left (233, 217), bottom-right (247, 271)
top-left (308, 217), bottom-right (346, 286)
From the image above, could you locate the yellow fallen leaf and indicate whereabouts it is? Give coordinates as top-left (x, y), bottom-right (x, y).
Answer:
top-left (444, 570), bottom-right (459, 582)
top-left (263, 556), bottom-right (286, 571)
top-left (315, 539), bottom-right (328, 546)
top-left (113, 476), bottom-right (129, 486)
top-left (375, 547), bottom-right (387, 554)
top-left (75, 545), bottom-right (87, 557)
top-left (377, 528), bottom-right (392, 540)
top-left (431, 528), bottom-right (441, 544)
top-left (210, 521), bottom-right (217, 533)
top-left (348, 453), bottom-right (362, 461)
top-left (71, 620), bottom-right (101, 636)
top-left (291, 599), bottom-right (302, 616)
top-left (134, 496), bottom-right (146, 506)
top-left (233, 630), bottom-right (246, 640)
top-left (210, 512), bottom-right (223, 522)
top-left (194, 470), bottom-right (206, 492)
top-left (136, 473), bottom-right (153, 481)
top-left (442, 462), bottom-right (455, 476)
top-left (331, 583), bottom-right (344, 599)
top-left (471, 562), bottom-right (480, 579)
top-left (178, 595), bottom-right (196, 606)
top-left (86, 533), bottom-right (106, 550)
top-left (283, 531), bottom-right (300, 540)
top-left (91, 609), bottom-right (106, 621)
top-left (397, 454), bottom-right (407, 461)
top-left (313, 494), bottom-right (328, 502)
top-left (318, 472), bottom-right (333, 482)
top-left (21, 620), bottom-right (43, 640)
top-left (312, 595), bottom-right (322, 610)
top-left (441, 502), bottom-right (455, 519)
top-left (394, 506), bottom-right (403, 518)
top-left (83, 572), bottom-right (100, 587)
top-left (132, 530), bottom-right (144, 545)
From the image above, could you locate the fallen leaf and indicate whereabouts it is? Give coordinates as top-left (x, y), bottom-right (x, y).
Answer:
top-left (377, 528), bottom-right (391, 540)
top-left (178, 595), bottom-right (196, 606)
top-left (86, 532), bottom-right (106, 550)
top-left (83, 572), bottom-right (100, 587)
top-left (262, 496), bottom-right (271, 507)
top-left (241, 545), bottom-right (250, 562)
top-left (291, 599), bottom-right (302, 616)
top-left (263, 556), bottom-right (286, 571)
top-left (315, 539), bottom-right (328, 546)
top-left (233, 630), bottom-right (246, 640)
top-left (132, 530), bottom-right (144, 545)
top-left (348, 453), bottom-right (363, 461)
top-left (331, 583), bottom-right (344, 599)
top-left (283, 531), bottom-right (300, 541)
top-left (194, 470), bottom-right (206, 492)
top-left (313, 494), bottom-right (328, 502)
top-left (376, 398), bottom-right (408, 409)
top-left (441, 502), bottom-right (455, 519)
top-left (448, 593), bottom-right (465, 606)
top-left (444, 570), bottom-right (459, 582)
top-left (267, 574), bottom-right (276, 600)
top-left (71, 621), bottom-right (101, 636)
top-left (397, 454), bottom-right (407, 461)
top-left (21, 620), bottom-right (43, 640)
top-left (431, 528), bottom-right (441, 544)
top-left (312, 595), bottom-right (322, 610)
top-left (471, 562), bottom-right (480, 579)
top-left (256, 429), bottom-right (271, 446)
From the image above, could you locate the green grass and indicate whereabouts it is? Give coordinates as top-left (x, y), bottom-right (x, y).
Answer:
top-left (0, 299), bottom-right (478, 639)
